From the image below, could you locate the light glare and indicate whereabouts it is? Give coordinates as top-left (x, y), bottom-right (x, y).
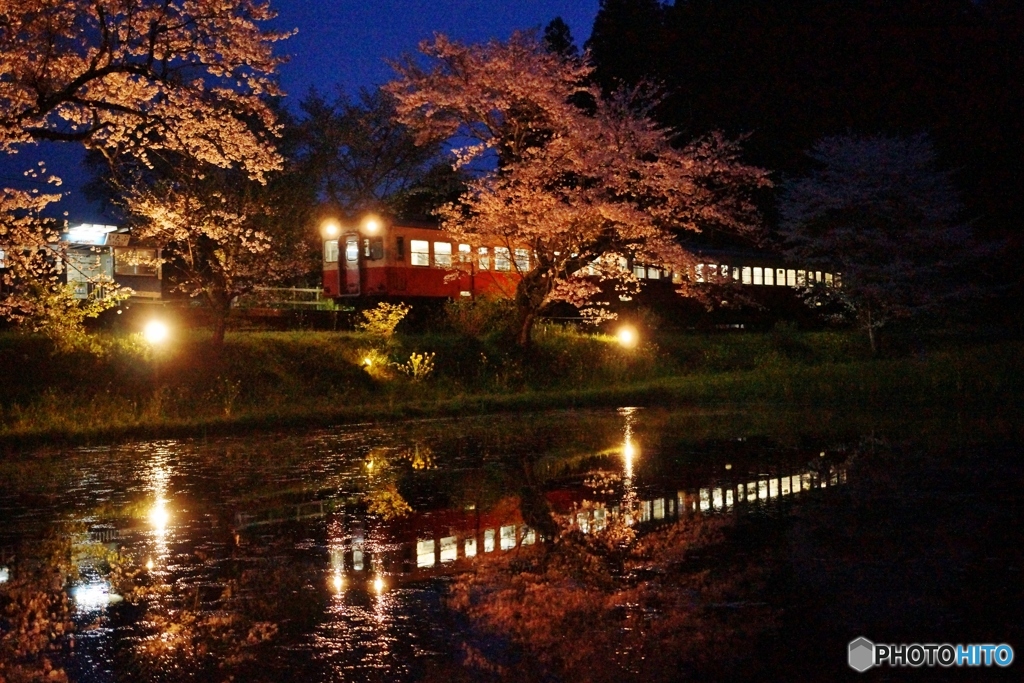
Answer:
top-left (617, 325), bottom-right (638, 348)
top-left (143, 319), bottom-right (170, 345)
top-left (362, 216), bottom-right (382, 234)
top-left (322, 220), bottom-right (341, 238)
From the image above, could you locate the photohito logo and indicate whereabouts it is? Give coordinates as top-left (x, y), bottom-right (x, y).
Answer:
top-left (848, 637), bottom-right (1014, 671)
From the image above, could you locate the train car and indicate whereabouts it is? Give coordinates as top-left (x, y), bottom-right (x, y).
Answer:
top-left (321, 218), bottom-right (523, 300)
top-left (319, 218), bottom-right (842, 322)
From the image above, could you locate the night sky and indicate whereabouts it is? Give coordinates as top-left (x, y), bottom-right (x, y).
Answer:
top-left (3, 0), bottom-right (599, 224)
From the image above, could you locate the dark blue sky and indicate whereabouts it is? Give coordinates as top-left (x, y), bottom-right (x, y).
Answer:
top-left (2, 1), bottom-right (599, 224)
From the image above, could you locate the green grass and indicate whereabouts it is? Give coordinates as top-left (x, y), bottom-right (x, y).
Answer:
top-left (0, 326), bottom-right (1020, 448)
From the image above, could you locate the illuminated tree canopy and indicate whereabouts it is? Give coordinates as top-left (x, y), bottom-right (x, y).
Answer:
top-left (0, 0), bottom-right (289, 320)
top-left (387, 33), bottom-right (769, 346)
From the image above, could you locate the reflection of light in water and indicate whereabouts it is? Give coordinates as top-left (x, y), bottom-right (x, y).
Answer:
top-left (73, 580), bottom-right (118, 611)
top-left (146, 558), bottom-right (154, 571)
top-left (618, 407), bottom-right (641, 518)
top-left (332, 571), bottom-right (344, 593)
top-left (150, 498), bottom-right (170, 534)
top-left (373, 576), bottom-right (385, 593)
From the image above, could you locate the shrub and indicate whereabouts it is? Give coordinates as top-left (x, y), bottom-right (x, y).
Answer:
top-left (357, 302), bottom-right (410, 340)
top-left (443, 296), bottom-right (517, 339)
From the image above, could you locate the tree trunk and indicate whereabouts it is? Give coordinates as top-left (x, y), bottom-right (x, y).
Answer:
top-left (513, 267), bottom-right (549, 350)
top-left (865, 307), bottom-right (878, 355)
top-left (208, 294), bottom-right (231, 349)
top-left (517, 310), bottom-right (536, 349)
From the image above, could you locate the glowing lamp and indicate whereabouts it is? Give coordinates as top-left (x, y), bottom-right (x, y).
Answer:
top-left (321, 220), bottom-right (341, 239)
top-left (143, 319), bottom-right (170, 345)
top-left (617, 325), bottom-right (638, 349)
top-left (362, 216), bottom-right (382, 234)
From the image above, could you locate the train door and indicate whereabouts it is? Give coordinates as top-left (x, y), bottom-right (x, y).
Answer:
top-left (343, 233), bottom-right (360, 296)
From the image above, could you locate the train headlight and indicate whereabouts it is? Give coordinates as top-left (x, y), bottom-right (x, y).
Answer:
top-left (321, 219), bottom-right (341, 239)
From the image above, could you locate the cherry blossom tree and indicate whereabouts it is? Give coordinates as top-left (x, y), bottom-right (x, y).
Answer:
top-left (0, 0), bottom-right (289, 320)
top-left (387, 33), bottom-right (769, 347)
top-left (778, 134), bottom-right (983, 353)
top-left (123, 160), bottom-right (317, 346)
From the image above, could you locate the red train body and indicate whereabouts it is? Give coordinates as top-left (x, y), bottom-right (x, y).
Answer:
top-left (322, 221), bottom-right (522, 300)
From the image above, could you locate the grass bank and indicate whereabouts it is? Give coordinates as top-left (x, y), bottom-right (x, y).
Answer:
top-left (1, 326), bottom-right (1020, 449)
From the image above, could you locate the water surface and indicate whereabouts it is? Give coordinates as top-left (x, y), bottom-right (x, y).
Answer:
top-left (0, 407), bottom-right (1019, 681)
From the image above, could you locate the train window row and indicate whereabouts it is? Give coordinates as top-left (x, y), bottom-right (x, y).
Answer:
top-left (325, 235), bottom-right (836, 289)
top-left (691, 263), bottom-right (840, 288)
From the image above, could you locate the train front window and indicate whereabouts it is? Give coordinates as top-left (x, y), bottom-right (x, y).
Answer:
top-left (494, 247), bottom-right (511, 272)
top-left (396, 236), bottom-right (405, 259)
top-left (434, 242), bottom-right (452, 267)
top-left (370, 237), bottom-right (384, 261)
top-left (324, 240), bottom-right (339, 263)
top-left (410, 240), bottom-right (429, 266)
top-left (478, 247), bottom-right (490, 270)
top-left (345, 237), bottom-right (359, 262)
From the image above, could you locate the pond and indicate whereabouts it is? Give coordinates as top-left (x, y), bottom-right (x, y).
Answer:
top-left (0, 407), bottom-right (1020, 682)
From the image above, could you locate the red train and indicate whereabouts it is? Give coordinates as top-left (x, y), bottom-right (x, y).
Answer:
top-left (321, 218), bottom-right (523, 300)
top-left (320, 217), bottom-right (841, 306)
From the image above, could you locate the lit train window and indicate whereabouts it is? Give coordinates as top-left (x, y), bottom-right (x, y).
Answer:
top-left (719, 264), bottom-right (728, 280)
top-left (695, 264), bottom-right (705, 282)
top-left (434, 242), bottom-right (452, 267)
top-left (458, 243), bottom-right (471, 262)
top-left (521, 526), bottom-right (536, 545)
top-left (440, 536), bottom-right (457, 563)
top-left (416, 539), bottom-right (435, 568)
top-left (514, 248), bottom-right (530, 271)
top-left (464, 538), bottom-right (477, 558)
top-left (478, 247), bottom-right (490, 270)
top-left (708, 264), bottom-right (718, 280)
top-left (500, 525), bottom-right (516, 550)
top-left (323, 240), bottom-right (339, 263)
top-left (494, 247), bottom-right (511, 272)
top-left (742, 266), bottom-right (752, 284)
top-left (825, 272), bottom-right (833, 287)
top-left (786, 269), bottom-right (796, 286)
top-left (732, 266), bottom-right (740, 281)
top-left (647, 267), bottom-right (660, 279)
top-left (753, 267), bottom-right (763, 285)
top-left (484, 529), bottom-right (495, 552)
top-left (777, 268), bottom-right (786, 285)
top-left (797, 270), bottom-right (806, 286)
top-left (411, 240), bottom-right (429, 266)
top-left (815, 271), bottom-right (822, 283)
top-left (633, 264), bottom-right (646, 279)
top-left (345, 236), bottom-right (359, 262)
top-left (764, 267), bottom-right (774, 286)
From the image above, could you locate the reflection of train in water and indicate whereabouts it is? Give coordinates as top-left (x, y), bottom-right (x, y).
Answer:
top-left (232, 450), bottom-right (850, 588)
top-left (321, 218), bottom-right (841, 307)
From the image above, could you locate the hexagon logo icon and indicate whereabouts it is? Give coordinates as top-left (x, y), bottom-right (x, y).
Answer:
top-left (849, 637), bottom-right (875, 672)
